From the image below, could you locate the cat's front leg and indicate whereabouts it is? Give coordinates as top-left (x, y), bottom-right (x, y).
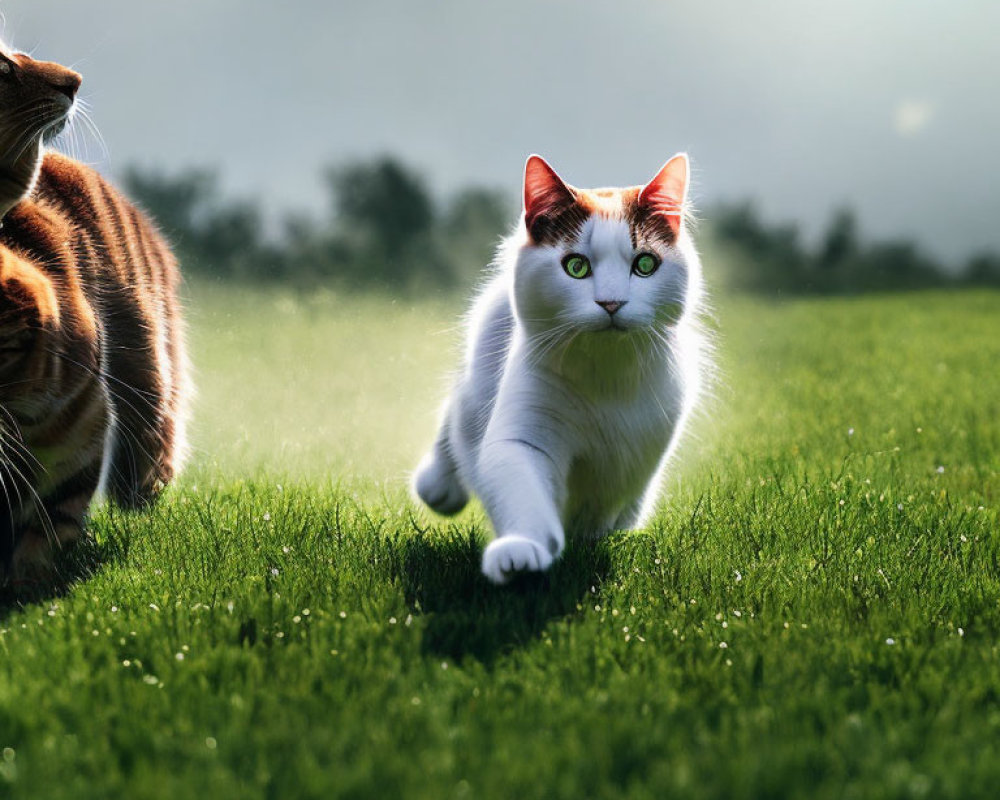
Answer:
top-left (413, 399), bottom-right (469, 516)
top-left (613, 498), bottom-right (646, 532)
top-left (7, 519), bottom-right (82, 585)
top-left (476, 437), bottom-right (566, 584)
top-left (7, 484), bottom-right (93, 584)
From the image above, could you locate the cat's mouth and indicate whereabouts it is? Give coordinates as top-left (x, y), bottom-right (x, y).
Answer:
top-left (41, 99), bottom-right (74, 144)
top-left (603, 320), bottom-right (632, 333)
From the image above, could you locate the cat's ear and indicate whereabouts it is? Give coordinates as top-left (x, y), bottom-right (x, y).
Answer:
top-left (523, 155), bottom-right (575, 241)
top-left (638, 153), bottom-right (689, 236)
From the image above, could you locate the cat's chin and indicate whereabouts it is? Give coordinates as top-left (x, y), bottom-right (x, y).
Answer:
top-left (591, 319), bottom-right (640, 335)
top-left (570, 327), bottom-right (650, 356)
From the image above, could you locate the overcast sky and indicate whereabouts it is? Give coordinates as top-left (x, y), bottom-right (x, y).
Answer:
top-left (3, 0), bottom-right (998, 263)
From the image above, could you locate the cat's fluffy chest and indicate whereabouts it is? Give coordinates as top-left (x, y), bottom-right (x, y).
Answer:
top-left (529, 345), bottom-right (685, 532)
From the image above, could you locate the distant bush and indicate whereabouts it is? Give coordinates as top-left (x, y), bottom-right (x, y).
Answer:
top-left (709, 202), bottom-right (997, 294)
top-left (965, 252), bottom-right (1000, 286)
top-left (122, 166), bottom-right (281, 281)
top-left (123, 157), bottom-right (510, 290)
top-left (124, 157), bottom-right (999, 293)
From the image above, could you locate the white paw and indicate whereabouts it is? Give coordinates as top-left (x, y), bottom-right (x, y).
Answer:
top-left (481, 535), bottom-right (556, 584)
top-left (414, 454), bottom-right (468, 516)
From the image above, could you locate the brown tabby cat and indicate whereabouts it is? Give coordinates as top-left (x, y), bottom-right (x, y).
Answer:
top-left (0, 44), bottom-right (189, 581)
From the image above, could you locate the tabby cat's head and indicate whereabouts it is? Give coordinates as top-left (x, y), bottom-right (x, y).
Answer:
top-left (0, 42), bottom-right (81, 215)
top-left (513, 155), bottom-right (697, 339)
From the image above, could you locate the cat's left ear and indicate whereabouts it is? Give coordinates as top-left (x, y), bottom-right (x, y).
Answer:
top-left (638, 153), bottom-right (689, 236)
top-left (523, 155), bottom-right (575, 242)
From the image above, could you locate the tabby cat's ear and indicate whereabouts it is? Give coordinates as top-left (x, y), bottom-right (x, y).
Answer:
top-left (639, 153), bottom-right (689, 236)
top-left (523, 155), bottom-right (575, 240)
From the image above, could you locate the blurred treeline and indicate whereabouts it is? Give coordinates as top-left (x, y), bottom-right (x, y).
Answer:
top-left (711, 202), bottom-right (1000, 293)
top-left (123, 157), bottom-right (1000, 294)
top-left (123, 158), bottom-right (510, 290)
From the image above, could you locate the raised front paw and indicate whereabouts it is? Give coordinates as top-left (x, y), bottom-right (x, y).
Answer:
top-left (414, 453), bottom-right (469, 516)
top-left (481, 535), bottom-right (557, 585)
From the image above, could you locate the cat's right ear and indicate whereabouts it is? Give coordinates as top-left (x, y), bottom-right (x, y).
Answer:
top-left (638, 154), bottom-right (689, 237)
top-left (523, 155), bottom-right (575, 242)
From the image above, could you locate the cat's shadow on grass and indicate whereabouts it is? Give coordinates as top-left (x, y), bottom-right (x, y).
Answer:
top-left (401, 528), bottom-right (612, 665)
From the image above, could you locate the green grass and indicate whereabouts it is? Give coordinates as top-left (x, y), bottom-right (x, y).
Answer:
top-left (1, 283), bottom-right (999, 799)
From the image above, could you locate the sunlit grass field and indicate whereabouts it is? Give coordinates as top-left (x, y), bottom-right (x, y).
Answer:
top-left (1, 282), bottom-right (998, 799)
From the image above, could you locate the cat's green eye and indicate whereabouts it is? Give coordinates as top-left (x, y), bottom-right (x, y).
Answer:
top-left (562, 254), bottom-right (591, 279)
top-left (632, 253), bottom-right (660, 277)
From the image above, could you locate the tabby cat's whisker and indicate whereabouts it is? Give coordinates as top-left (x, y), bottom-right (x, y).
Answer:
top-left (74, 100), bottom-right (108, 161)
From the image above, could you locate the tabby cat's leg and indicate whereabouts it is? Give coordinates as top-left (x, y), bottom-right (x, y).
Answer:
top-left (10, 522), bottom-right (80, 584)
top-left (8, 459), bottom-right (101, 583)
top-left (0, 506), bottom-right (16, 581)
top-left (101, 297), bottom-right (176, 510)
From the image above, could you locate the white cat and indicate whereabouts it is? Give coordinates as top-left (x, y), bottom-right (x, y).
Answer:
top-left (414, 154), bottom-right (707, 584)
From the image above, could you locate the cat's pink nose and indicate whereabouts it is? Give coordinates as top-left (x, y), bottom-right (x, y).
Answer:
top-left (596, 300), bottom-right (625, 315)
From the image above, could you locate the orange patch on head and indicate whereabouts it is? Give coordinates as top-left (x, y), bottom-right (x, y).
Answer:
top-left (521, 154), bottom-right (691, 248)
top-left (573, 188), bottom-right (626, 219)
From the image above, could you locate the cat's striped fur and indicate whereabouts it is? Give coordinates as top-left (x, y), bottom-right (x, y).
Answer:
top-left (0, 46), bottom-right (188, 580)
